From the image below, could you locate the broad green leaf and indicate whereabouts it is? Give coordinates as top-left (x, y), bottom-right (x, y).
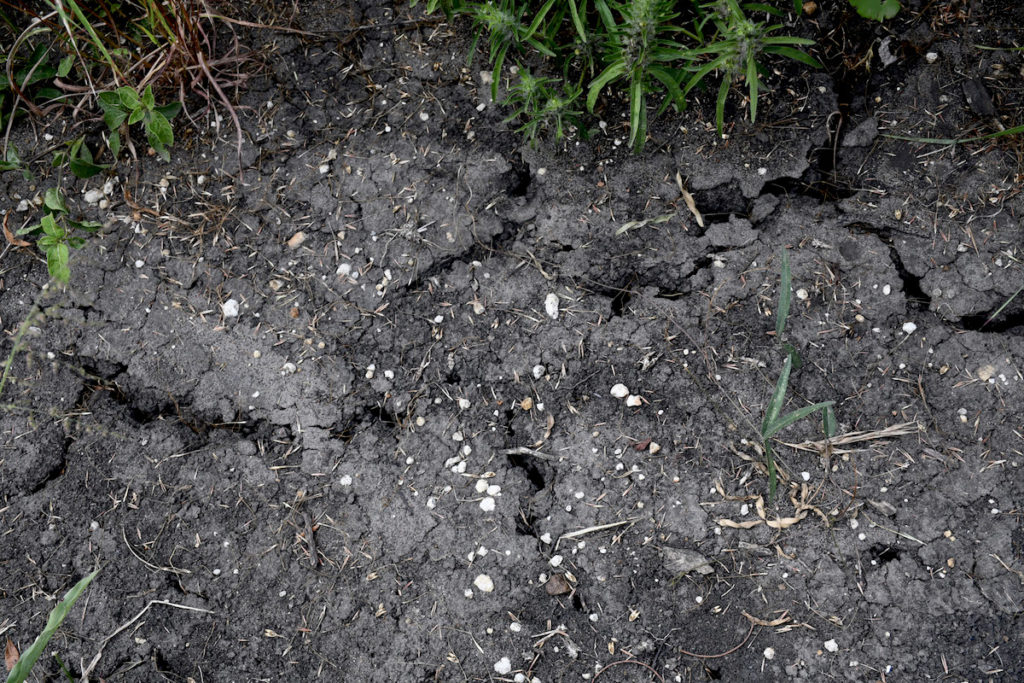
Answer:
top-left (128, 107), bottom-right (146, 126)
top-left (57, 54), bottom-right (75, 78)
top-left (155, 101), bottom-right (182, 121)
top-left (109, 130), bottom-right (121, 159)
top-left (147, 110), bottom-right (173, 146)
top-left (117, 86), bottom-right (140, 110)
top-left (850, 0), bottom-right (900, 21)
top-left (43, 188), bottom-right (67, 214)
top-left (142, 84), bottom-right (156, 110)
top-left (47, 243), bottom-right (71, 283)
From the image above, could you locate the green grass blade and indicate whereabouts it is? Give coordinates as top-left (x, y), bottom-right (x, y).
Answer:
top-left (587, 62), bottom-right (625, 112)
top-left (567, 0), bottom-right (587, 43)
top-left (882, 123), bottom-right (1024, 145)
top-left (776, 248), bottom-right (791, 338)
top-left (823, 405), bottom-right (837, 437)
top-left (746, 55), bottom-right (758, 123)
top-left (715, 75), bottom-right (729, 137)
top-left (524, 0), bottom-right (556, 39)
top-left (762, 354), bottom-right (792, 434)
top-left (984, 283), bottom-right (1024, 327)
top-left (6, 570), bottom-right (99, 683)
top-left (628, 76), bottom-right (644, 150)
top-left (764, 400), bottom-right (835, 438)
top-left (762, 45), bottom-right (822, 69)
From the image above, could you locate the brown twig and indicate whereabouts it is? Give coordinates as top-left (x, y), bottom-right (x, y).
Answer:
top-left (678, 622), bottom-right (756, 659)
top-left (594, 658), bottom-right (666, 682)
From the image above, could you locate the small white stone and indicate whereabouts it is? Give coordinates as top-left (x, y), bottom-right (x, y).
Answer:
top-left (134, 260), bottom-right (145, 268)
top-left (281, 362), bottom-right (297, 374)
top-left (549, 554), bottom-right (563, 567)
top-left (452, 431), bottom-right (464, 442)
top-left (801, 471), bottom-right (811, 481)
top-left (494, 657), bottom-right (512, 675)
top-left (221, 299), bottom-right (240, 317)
top-left (84, 188), bottom-right (104, 204)
top-left (649, 442), bottom-right (661, 454)
top-left (902, 322), bottom-right (917, 335)
top-left (764, 647), bottom-right (775, 660)
top-left (544, 293), bottom-right (560, 319)
top-left (926, 51), bottom-right (938, 63)
top-left (625, 395), bottom-right (642, 407)
top-left (475, 479), bottom-right (489, 493)
top-left (419, 111), bottom-right (429, 121)
top-left (610, 383), bottom-right (630, 399)
top-left (458, 398), bottom-right (471, 410)
top-left (479, 497), bottom-right (496, 512)
top-left (824, 639), bottom-right (839, 653)
top-left (532, 364), bottom-right (545, 379)
top-left (882, 284), bottom-right (892, 295)
top-left (795, 288), bottom-right (808, 300)
top-left (486, 484), bottom-right (501, 496)
top-left (473, 574), bottom-right (494, 592)
top-left (339, 475), bottom-right (353, 486)
top-left (540, 532), bottom-right (552, 544)
top-left (509, 622), bottom-right (522, 633)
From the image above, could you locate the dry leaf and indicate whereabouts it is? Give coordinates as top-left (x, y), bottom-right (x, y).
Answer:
top-left (742, 610), bottom-right (791, 627)
top-left (676, 171), bottom-right (704, 228)
top-left (5, 639), bottom-right (18, 671)
top-left (3, 214), bottom-right (30, 248)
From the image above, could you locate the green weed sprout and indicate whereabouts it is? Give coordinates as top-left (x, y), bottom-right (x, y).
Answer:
top-left (587, 0), bottom-right (690, 152)
top-left (685, 0), bottom-right (820, 137)
top-left (467, 0), bottom-right (558, 101)
top-left (6, 570), bottom-right (98, 683)
top-left (15, 187), bottom-right (102, 283)
top-left (761, 249), bottom-right (835, 499)
top-left (504, 69), bottom-right (582, 144)
top-left (98, 85), bottom-right (181, 163)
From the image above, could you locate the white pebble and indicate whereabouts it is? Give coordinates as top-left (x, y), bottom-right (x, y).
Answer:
top-left (473, 574), bottom-right (494, 593)
top-left (764, 647), bottom-right (775, 660)
top-left (479, 497), bottom-right (496, 512)
top-left (795, 288), bottom-right (808, 300)
top-left (494, 657), bottom-right (512, 675)
top-left (544, 293), bottom-right (560, 319)
top-left (540, 533), bottom-right (552, 544)
top-left (625, 395), bottom-right (642, 407)
top-left (610, 383), bottom-right (630, 399)
top-left (882, 284), bottom-right (892, 295)
top-left (902, 322), bottom-right (917, 335)
top-left (221, 299), bottom-right (239, 317)
top-left (532, 364), bottom-right (545, 379)
top-left (549, 554), bottom-right (563, 567)
top-left (134, 260), bottom-right (145, 269)
top-left (84, 189), bottom-right (104, 204)
top-left (475, 480), bottom-right (488, 493)
top-left (926, 51), bottom-right (938, 63)
top-left (458, 398), bottom-right (471, 410)
top-left (339, 475), bottom-right (353, 486)
top-left (824, 639), bottom-right (839, 653)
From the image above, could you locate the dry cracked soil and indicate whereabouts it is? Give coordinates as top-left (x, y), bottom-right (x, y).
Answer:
top-left (2, 1), bottom-right (1024, 681)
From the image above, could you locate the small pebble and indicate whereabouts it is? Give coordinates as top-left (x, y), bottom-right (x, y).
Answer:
top-left (84, 189), bottom-right (104, 204)
top-left (479, 497), bottom-right (496, 512)
top-left (610, 383), bottom-right (630, 399)
top-left (221, 299), bottom-right (240, 317)
top-left (544, 293), bottom-right (560, 319)
top-left (494, 657), bottom-right (512, 675)
top-left (532, 364), bottom-right (545, 379)
top-left (824, 639), bottom-right (839, 653)
top-left (902, 322), bottom-right (917, 335)
top-left (287, 231), bottom-right (306, 249)
top-left (473, 574), bottom-right (494, 593)
top-left (625, 395), bottom-right (642, 407)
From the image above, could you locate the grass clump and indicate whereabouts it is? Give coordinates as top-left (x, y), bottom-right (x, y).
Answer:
top-left (415, 0), bottom-right (823, 150)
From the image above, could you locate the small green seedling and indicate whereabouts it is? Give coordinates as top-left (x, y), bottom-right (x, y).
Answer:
top-left (685, 0), bottom-right (821, 138)
top-left (849, 0), bottom-right (900, 21)
top-left (16, 187), bottom-right (102, 283)
top-left (504, 69), bottom-right (582, 144)
top-left (5, 570), bottom-right (98, 683)
top-left (761, 249), bottom-right (835, 499)
top-left (97, 85), bottom-right (181, 162)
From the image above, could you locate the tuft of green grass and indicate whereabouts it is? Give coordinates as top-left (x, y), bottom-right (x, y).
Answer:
top-left (760, 248), bottom-right (835, 500)
top-left (5, 570), bottom-right (99, 683)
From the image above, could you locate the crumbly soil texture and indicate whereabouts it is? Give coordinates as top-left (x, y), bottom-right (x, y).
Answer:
top-left (3, 1), bottom-right (1024, 681)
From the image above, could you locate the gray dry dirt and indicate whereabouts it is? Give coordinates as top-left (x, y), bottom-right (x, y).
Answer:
top-left (2, 1), bottom-right (1024, 682)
